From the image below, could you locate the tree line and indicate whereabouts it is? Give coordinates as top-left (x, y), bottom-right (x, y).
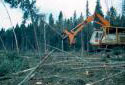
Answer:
top-left (0, 0), bottom-right (125, 53)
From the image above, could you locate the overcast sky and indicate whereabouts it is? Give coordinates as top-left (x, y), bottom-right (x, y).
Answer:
top-left (0, 0), bottom-right (122, 29)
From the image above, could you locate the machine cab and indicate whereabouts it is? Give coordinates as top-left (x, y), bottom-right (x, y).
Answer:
top-left (90, 29), bottom-right (103, 46)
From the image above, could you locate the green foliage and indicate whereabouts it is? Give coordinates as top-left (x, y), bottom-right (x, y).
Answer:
top-left (58, 11), bottom-right (63, 24)
top-left (0, 52), bottom-right (29, 77)
top-left (49, 13), bottom-right (54, 26)
top-left (94, 0), bottom-right (104, 29)
top-left (86, 0), bottom-right (90, 17)
top-left (1, 0), bottom-right (125, 52)
top-left (105, 7), bottom-right (117, 26)
top-left (0, 59), bottom-right (11, 76)
top-left (56, 11), bottom-right (64, 32)
top-left (120, 15), bottom-right (125, 27)
top-left (95, 0), bottom-right (103, 16)
top-left (73, 11), bottom-right (78, 27)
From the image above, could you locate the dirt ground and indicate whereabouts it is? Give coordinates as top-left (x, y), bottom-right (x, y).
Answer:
top-left (0, 51), bottom-right (125, 85)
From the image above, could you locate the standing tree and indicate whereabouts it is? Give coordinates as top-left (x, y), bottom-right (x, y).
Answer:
top-left (56, 11), bottom-right (64, 50)
top-left (73, 11), bottom-right (78, 28)
top-left (83, 0), bottom-right (93, 52)
top-left (0, 29), bottom-right (7, 52)
top-left (120, 15), bottom-right (125, 27)
top-left (94, 0), bottom-right (104, 29)
top-left (82, 0), bottom-right (91, 51)
top-left (1, 1), bottom-right (19, 53)
top-left (106, 7), bottom-right (117, 26)
top-left (86, 0), bottom-right (90, 17)
top-left (105, 7), bottom-right (123, 27)
top-left (48, 13), bottom-right (55, 46)
top-left (86, 0), bottom-right (89, 52)
top-left (95, 0), bottom-right (103, 16)
top-left (4, 0), bottom-right (44, 52)
top-left (57, 11), bottom-right (64, 32)
top-left (49, 13), bottom-right (54, 26)
top-left (78, 13), bottom-right (84, 55)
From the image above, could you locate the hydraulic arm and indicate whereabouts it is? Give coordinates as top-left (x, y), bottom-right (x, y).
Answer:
top-left (63, 13), bottom-right (110, 45)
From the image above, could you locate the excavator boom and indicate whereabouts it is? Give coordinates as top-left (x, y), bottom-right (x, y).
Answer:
top-left (63, 13), bottom-right (110, 45)
top-left (95, 13), bottom-right (110, 27)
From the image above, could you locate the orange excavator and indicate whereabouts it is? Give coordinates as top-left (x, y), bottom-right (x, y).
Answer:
top-left (63, 13), bottom-right (110, 45)
top-left (63, 12), bottom-right (125, 47)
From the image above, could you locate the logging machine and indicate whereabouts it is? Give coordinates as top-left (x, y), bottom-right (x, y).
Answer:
top-left (63, 13), bottom-right (125, 47)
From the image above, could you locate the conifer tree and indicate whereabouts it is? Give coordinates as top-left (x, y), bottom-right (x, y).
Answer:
top-left (94, 0), bottom-right (104, 29)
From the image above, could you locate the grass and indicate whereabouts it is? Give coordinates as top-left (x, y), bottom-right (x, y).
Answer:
top-left (0, 52), bottom-right (29, 77)
top-left (0, 51), bottom-right (125, 85)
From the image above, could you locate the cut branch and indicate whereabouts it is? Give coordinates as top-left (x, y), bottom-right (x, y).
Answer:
top-left (18, 49), bottom-right (55, 85)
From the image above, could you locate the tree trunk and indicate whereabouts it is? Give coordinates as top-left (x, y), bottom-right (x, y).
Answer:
top-left (44, 24), bottom-right (47, 53)
top-left (0, 36), bottom-right (7, 53)
top-left (30, 11), bottom-right (40, 53)
top-left (81, 31), bottom-right (84, 56)
top-left (1, 1), bottom-right (19, 53)
top-left (62, 39), bottom-right (64, 51)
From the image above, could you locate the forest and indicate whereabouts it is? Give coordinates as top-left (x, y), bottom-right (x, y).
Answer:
top-left (0, 0), bottom-right (125, 52)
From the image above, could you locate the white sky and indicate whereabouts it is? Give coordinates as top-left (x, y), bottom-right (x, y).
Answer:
top-left (0, 0), bottom-right (122, 28)
top-left (0, 1), bottom-right (22, 29)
